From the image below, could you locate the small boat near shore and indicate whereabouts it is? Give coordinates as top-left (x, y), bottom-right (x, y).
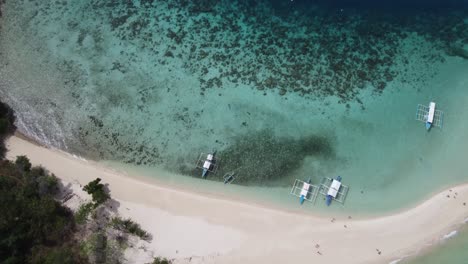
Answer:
top-left (300, 178), bottom-right (312, 204)
top-left (290, 178), bottom-right (319, 205)
top-left (425, 102), bottom-right (436, 130)
top-left (223, 171), bottom-right (235, 184)
top-left (326, 176), bottom-right (342, 206)
top-left (202, 153), bottom-right (214, 178)
top-left (195, 151), bottom-right (219, 178)
top-left (416, 102), bottom-right (444, 130)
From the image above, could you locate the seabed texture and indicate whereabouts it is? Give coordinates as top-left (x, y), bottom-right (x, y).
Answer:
top-left (0, 0), bottom-right (467, 192)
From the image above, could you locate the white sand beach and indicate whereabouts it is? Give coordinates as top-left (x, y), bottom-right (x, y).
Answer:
top-left (6, 135), bottom-right (468, 264)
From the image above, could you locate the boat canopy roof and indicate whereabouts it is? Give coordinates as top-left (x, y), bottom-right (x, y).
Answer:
top-left (427, 102), bottom-right (436, 123)
top-left (203, 160), bottom-right (211, 169)
top-left (300, 183), bottom-right (310, 196)
top-left (327, 180), bottom-right (342, 197)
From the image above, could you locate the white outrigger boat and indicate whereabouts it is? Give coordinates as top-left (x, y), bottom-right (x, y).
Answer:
top-left (319, 176), bottom-right (349, 206)
top-left (290, 178), bottom-right (319, 205)
top-left (325, 176), bottom-right (342, 206)
top-left (416, 102), bottom-right (444, 130)
top-left (195, 151), bottom-right (219, 178)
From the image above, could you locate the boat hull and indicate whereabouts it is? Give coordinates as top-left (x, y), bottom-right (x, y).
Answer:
top-left (425, 122), bottom-right (432, 130)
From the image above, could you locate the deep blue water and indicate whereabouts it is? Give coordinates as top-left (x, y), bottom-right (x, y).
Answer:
top-left (268, 0), bottom-right (468, 10)
top-left (264, 0), bottom-right (468, 21)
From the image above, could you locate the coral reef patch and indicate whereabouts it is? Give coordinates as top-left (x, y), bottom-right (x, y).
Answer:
top-left (206, 130), bottom-right (334, 185)
top-left (99, 1), bottom-right (467, 103)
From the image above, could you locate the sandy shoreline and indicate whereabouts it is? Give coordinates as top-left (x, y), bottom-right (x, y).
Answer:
top-left (6, 135), bottom-right (468, 264)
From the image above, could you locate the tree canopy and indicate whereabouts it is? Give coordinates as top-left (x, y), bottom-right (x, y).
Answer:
top-left (0, 101), bottom-right (16, 159)
top-left (83, 178), bottom-right (110, 207)
top-left (0, 157), bottom-right (87, 264)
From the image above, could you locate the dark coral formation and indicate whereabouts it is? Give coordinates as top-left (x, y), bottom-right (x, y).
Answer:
top-left (447, 44), bottom-right (468, 59)
top-left (75, 115), bottom-right (164, 165)
top-left (204, 130), bottom-right (334, 186)
top-left (98, 1), bottom-right (466, 105)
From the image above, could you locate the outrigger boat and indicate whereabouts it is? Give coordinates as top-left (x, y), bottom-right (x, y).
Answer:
top-left (416, 102), bottom-right (444, 130)
top-left (325, 176), bottom-right (342, 206)
top-left (202, 152), bottom-right (215, 178)
top-left (223, 171), bottom-right (235, 184)
top-left (290, 178), bottom-right (319, 205)
top-left (425, 102), bottom-right (436, 130)
top-left (195, 151), bottom-right (219, 178)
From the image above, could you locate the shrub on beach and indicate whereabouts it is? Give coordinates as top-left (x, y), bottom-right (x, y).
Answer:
top-left (83, 178), bottom-right (110, 207)
top-left (152, 257), bottom-right (172, 264)
top-left (75, 202), bottom-right (94, 224)
top-left (110, 217), bottom-right (151, 241)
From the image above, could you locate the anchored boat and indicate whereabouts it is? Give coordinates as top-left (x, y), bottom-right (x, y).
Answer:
top-left (326, 176), bottom-right (342, 206)
top-left (300, 178), bottom-right (312, 204)
top-left (416, 102), bottom-right (444, 130)
top-left (425, 102), bottom-right (436, 130)
top-left (290, 178), bottom-right (319, 205)
top-left (202, 154), bottom-right (213, 178)
top-left (319, 176), bottom-right (349, 206)
top-left (195, 151), bottom-right (219, 178)
top-left (223, 172), bottom-right (235, 184)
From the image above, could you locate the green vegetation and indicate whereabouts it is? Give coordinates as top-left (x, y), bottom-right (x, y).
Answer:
top-left (75, 202), bottom-right (94, 224)
top-left (152, 257), bottom-right (172, 264)
top-left (83, 178), bottom-right (110, 207)
top-left (15, 155), bottom-right (32, 172)
top-left (0, 157), bottom-right (87, 264)
top-left (111, 217), bottom-right (151, 241)
top-left (0, 101), bottom-right (15, 159)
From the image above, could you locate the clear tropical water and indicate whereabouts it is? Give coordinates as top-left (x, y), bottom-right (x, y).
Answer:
top-left (1, 0), bottom-right (468, 260)
top-left (404, 225), bottom-right (468, 264)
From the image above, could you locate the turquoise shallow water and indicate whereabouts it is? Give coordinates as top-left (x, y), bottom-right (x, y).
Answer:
top-left (0, 0), bottom-right (467, 212)
top-left (1, 0), bottom-right (468, 260)
top-left (404, 225), bottom-right (468, 264)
